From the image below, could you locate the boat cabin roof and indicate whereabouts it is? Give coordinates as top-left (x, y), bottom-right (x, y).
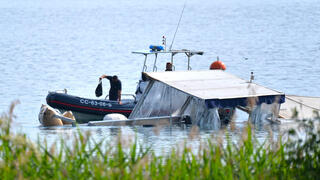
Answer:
top-left (144, 70), bottom-right (285, 108)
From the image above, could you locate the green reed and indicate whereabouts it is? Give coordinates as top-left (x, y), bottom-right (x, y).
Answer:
top-left (1, 102), bottom-right (320, 179)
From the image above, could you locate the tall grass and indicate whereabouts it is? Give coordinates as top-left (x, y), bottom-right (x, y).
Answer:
top-left (1, 102), bottom-right (320, 179)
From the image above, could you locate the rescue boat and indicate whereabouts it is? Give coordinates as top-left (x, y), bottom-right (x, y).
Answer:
top-left (46, 92), bottom-right (134, 123)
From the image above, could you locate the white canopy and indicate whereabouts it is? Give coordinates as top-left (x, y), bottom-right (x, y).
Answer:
top-left (144, 70), bottom-right (285, 108)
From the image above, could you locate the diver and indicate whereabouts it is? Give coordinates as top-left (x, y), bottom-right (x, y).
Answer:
top-left (99, 74), bottom-right (122, 103)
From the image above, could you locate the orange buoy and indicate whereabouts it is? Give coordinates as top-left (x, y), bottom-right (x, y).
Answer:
top-left (210, 58), bottom-right (226, 70)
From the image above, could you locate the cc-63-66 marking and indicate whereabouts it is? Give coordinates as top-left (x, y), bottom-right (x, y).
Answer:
top-left (80, 99), bottom-right (112, 107)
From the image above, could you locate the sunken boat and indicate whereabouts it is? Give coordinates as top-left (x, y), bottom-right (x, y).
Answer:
top-left (88, 70), bottom-right (286, 128)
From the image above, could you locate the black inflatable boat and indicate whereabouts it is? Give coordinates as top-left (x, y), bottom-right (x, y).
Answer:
top-left (46, 92), bottom-right (135, 123)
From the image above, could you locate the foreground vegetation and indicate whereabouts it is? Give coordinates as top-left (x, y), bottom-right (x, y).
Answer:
top-left (1, 102), bottom-right (320, 179)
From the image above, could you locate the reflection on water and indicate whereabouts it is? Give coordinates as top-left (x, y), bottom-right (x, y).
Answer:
top-left (0, 0), bottom-right (319, 150)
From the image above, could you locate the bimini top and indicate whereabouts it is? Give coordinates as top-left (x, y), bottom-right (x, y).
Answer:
top-left (144, 70), bottom-right (285, 108)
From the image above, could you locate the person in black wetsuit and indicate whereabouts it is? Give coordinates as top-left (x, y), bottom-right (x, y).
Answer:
top-left (99, 74), bottom-right (122, 102)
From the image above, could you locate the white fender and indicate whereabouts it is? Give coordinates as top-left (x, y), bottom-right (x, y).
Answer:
top-left (61, 111), bottom-right (75, 125)
top-left (39, 104), bottom-right (63, 126)
top-left (103, 113), bottom-right (128, 121)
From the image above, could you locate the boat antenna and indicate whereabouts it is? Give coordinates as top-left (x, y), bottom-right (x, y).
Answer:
top-left (169, 0), bottom-right (187, 51)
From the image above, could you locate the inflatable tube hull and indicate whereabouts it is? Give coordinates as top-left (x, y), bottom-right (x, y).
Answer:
top-left (46, 92), bottom-right (135, 123)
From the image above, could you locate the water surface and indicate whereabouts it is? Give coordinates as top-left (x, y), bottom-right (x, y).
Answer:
top-left (0, 0), bottom-right (319, 152)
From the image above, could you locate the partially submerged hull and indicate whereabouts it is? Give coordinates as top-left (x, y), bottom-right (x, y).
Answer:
top-left (46, 92), bottom-right (135, 123)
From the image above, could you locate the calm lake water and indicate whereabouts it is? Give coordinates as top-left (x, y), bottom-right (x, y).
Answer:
top-left (0, 0), bottom-right (319, 152)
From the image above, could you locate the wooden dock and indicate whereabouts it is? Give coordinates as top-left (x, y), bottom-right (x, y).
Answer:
top-left (279, 95), bottom-right (320, 119)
